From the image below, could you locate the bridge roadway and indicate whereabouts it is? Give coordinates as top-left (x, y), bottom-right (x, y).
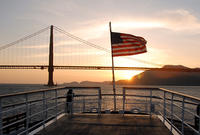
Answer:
top-left (0, 65), bottom-right (200, 72)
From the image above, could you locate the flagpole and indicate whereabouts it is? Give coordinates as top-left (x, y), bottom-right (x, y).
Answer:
top-left (109, 22), bottom-right (117, 111)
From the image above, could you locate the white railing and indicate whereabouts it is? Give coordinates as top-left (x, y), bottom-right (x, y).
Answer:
top-left (0, 86), bottom-right (199, 135)
top-left (122, 87), bottom-right (200, 135)
top-left (0, 86), bottom-right (101, 135)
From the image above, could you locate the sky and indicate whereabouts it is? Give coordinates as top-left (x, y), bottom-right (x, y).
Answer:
top-left (0, 0), bottom-right (200, 84)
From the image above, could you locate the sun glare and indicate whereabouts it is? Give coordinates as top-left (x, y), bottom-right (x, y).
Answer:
top-left (117, 70), bottom-right (144, 80)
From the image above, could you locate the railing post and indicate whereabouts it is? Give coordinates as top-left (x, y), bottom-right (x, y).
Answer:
top-left (181, 97), bottom-right (185, 134)
top-left (150, 89), bottom-right (152, 118)
top-left (0, 98), bottom-right (2, 135)
top-left (42, 91), bottom-right (46, 128)
top-left (45, 92), bottom-right (48, 120)
top-left (55, 90), bottom-right (58, 121)
top-left (199, 105), bottom-right (200, 133)
top-left (69, 89), bottom-right (73, 117)
top-left (123, 88), bottom-right (125, 113)
top-left (98, 88), bottom-right (101, 115)
top-left (163, 91), bottom-right (166, 123)
top-left (170, 93), bottom-right (174, 132)
top-left (70, 102), bottom-right (73, 116)
top-left (25, 94), bottom-right (29, 135)
top-left (199, 110), bottom-right (200, 134)
top-left (29, 102), bottom-right (32, 124)
top-left (65, 89), bottom-right (67, 114)
top-left (195, 104), bottom-right (200, 132)
top-left (82, 97), bottom-right (85, 112)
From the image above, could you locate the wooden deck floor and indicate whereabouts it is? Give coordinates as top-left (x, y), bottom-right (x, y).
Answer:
top-left (37, 114), bottom-right (171, 135)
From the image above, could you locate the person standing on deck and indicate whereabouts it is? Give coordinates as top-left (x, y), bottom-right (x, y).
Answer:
top-left (66, 89), bottom-right (74, 113)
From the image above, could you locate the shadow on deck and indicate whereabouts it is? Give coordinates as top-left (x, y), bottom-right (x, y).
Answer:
top-left (37, 114), bottom-right (171, 135)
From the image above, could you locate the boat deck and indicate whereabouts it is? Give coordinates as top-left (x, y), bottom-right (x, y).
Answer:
top-left (37, 114), bottom-right (171, 135)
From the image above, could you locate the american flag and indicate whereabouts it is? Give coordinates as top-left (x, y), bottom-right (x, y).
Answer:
top-left (111, 32), bottom-right (147, 57)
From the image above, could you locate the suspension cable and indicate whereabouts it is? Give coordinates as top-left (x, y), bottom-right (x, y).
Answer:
top-left (54, 26), bottom-right (110, 53)
top-left (0, 26), bottom-right (50, 51)
top-left (54, 26), bottom-right (162, 67)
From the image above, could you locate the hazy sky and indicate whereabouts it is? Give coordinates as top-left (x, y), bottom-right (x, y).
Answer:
top-left (0, 0), bottom-right (200, 84)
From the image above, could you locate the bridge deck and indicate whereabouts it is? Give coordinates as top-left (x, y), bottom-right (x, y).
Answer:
top-left (38, 114), bottom-right (171, 135)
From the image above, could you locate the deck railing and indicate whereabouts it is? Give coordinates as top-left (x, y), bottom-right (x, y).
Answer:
top-left (0, 86), bottom-right (200, 135)
top-left (0, 86), bottom-right (101, 135)
top-left (122, 87), bottom-right (200, 135)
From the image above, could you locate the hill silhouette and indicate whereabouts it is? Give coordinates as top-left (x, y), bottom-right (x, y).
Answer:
top-left (117, 65), bottom-right (200, 86)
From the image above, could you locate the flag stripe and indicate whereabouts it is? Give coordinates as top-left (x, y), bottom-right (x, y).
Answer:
top-left (121, 36), bottom-right (139, 40)
top-left (121, 34), bottom-right (146, 40)
top-left (120, 33), bottom-right (138, 38)
top-left (123, 39), bottom-right (140, 42)
top-left (112, 46), bottom-right (146, 53)
top-left (121, 36), bottom-right (143, 40)
top-left (112, 42), bottom-right (141, 48)
top-left (113, 49), bottom-right (147, 57)
top-left (122, 40), bottom-right (144, 44)
top-left (113, 48), bottom-right (147, 57)
top-left (112, 46), bottom-right (144, 51)
top-left (112, 44), bottom-right (143, 48)
top-left (121, 36), bottom-right (147, 44)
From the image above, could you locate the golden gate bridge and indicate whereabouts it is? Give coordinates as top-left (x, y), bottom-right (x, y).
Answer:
top-left (0, 25), bottom-right (199, 86)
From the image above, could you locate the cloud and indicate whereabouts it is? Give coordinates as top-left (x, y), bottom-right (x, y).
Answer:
top-left (72, 9), bottom-right (200, 41)
top-left (157, 9), bottom-right (200, 31)
top-left (111, 9), bottom-right (200, 32)
top-left (112, 21), bottom-right (164, 29)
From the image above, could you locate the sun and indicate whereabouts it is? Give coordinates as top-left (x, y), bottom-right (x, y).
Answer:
top-left (117, 70), bottom-right (144, 80)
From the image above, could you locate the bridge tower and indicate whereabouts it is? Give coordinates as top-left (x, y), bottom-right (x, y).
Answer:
top-left (47, 25), bottom-right (54, 86)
